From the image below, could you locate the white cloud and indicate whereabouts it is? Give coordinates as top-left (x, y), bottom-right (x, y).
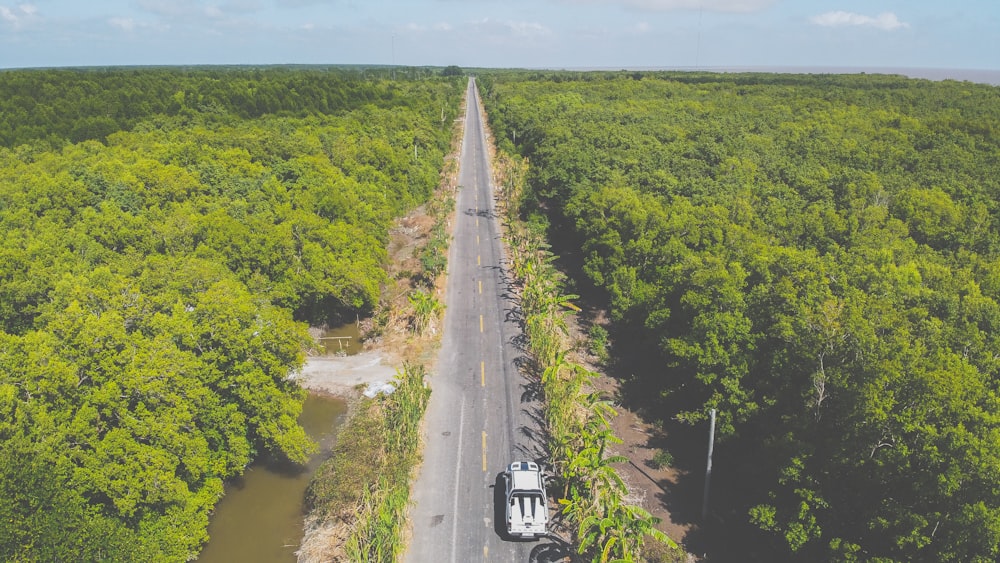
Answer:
top-left (466, 17), bottom-right (551, 38)
top-left (398, 22), bottom-right (453, 34)
top-left (137, 0), bottom-right (251, 19)
top-left (508, 20), bottom-right (550, 36)
top-left (634, 21), bottom-right (650, 33)
top-left (1, 3), bottom-right (38, 29)
top-left (811, 11), bottom-right (909, 31)
top-left (561, 0), bottom-right (775, 13)
top-left (109, 17), bottom-right (136, 31)
top-left (107, 16), bottom-right (166, 33)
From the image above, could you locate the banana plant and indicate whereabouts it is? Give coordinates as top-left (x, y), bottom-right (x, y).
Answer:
top-left (407, 289), bottom-right (443, 334)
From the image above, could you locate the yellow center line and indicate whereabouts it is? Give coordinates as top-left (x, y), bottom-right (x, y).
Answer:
top-left (484, 545), bottom-right (488, 559)
top-left (476, 217), bottom-right (479, 227)
top-left (480, 315), bottom-right (484, 333)
top-left (477, 255), bottom-right (481, 266)
top-left (479, 280), bottom-right (482, 294)
top-left (477, 234), bottom-right (480, 245)
top-left (482, 431), bottom-right (487, 472)
top-left (481, 361), bottom-right (485, 387)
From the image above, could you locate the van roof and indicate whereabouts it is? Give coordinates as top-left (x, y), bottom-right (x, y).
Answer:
top-left (509, 461), bottom-right (543, 492)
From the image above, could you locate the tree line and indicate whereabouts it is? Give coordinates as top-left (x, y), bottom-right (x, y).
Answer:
top-left (0, 68), bottom-right (463, 560)
top-left (479, 70), bottom-right (1000, 561)
top-left (0, 66), bottom-right (449, 148)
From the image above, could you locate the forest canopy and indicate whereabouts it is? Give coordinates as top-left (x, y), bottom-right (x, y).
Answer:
top-left (0, 66), bottom-right (440, 148)
top-left (0, 67), bottom-right (462, 560)
top-left (479, 71), bottom-right (1000, 562)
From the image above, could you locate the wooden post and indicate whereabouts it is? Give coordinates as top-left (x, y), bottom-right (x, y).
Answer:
top-left (317, 336), bottom-right (352, 353)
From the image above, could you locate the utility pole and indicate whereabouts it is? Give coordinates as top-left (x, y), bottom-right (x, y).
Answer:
top-left (702, 408), bottom-right (716, 521)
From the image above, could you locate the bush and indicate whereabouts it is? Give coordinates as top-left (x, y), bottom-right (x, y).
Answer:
top-left (587, 324), bottom-right (610, 362)
top-left (650, 449), bottom-right (674, 470)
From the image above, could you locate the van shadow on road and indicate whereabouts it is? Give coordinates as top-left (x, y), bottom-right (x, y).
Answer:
top-left (465, 207), bottom-right (497, 219)
top-left (528, 538), bottom-right (578, 563)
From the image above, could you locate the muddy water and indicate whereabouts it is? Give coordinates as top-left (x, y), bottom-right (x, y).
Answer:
top-left (317, 322), bottom-right (363, 356)
top-left (197, 394), bottom-right (347, 563)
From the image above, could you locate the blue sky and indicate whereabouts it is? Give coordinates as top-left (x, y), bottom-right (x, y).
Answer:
top-left (1, 0), bottom-right (997, 71)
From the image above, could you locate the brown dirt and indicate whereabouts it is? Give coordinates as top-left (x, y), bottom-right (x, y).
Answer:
top-left (566, 317), bottom-right (695, 559)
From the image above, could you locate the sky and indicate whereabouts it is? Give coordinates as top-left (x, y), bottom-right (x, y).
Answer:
top-left (1, 0), bottom-right (998, 73)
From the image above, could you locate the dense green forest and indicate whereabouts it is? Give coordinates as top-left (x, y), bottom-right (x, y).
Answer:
top-left (480, 71), bottom-right (1000, 561)
top-left (0, 68), bottom-right (462, 560)
top-left (0, 66), bottom-right (444, 148)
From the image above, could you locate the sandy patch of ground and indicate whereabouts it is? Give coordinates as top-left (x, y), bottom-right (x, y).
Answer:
top-left (295, 352), bottom-right (400, 398)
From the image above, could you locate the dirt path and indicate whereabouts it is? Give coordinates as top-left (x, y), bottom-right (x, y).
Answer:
top-left (594, 373), bottom-right (695, 551)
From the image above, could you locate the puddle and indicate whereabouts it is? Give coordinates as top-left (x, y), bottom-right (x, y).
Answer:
top-left (316, 322), bottom-right (362, 356)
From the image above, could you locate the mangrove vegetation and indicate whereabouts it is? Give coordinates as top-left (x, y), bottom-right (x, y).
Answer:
top-left (480, 70), bottom-right (1000, 562)
top-left (0, 67), bottom-right (462, 561)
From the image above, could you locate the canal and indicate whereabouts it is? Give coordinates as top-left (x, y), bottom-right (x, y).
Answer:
top-left (197, 393), bottom-right (348, 563)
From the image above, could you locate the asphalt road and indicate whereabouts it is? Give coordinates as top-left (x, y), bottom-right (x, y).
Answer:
top-left (403, 79), bottom-right (570, 563)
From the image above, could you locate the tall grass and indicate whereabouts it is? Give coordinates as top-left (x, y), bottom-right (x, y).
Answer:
top-left (344, 364), bottom-right (430, 562)
top-left (417, 195), bottom-right (454, 288)
top-left (305, 364), bottom-right (430, 563)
